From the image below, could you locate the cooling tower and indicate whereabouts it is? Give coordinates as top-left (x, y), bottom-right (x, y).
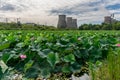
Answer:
top-left (72, 19), bottom-right (77, 29)
top-left (66, 17), bottom-right (73, 28)
top-left (57, 15), bottom-right (67, 28)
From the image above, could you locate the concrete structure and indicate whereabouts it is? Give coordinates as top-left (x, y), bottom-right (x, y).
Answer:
top-left (104, 16), bottom-right (112, 24)
top-left (72, 19), bottom-right (77, 29)
top-left (57, 15), bottom-right (67, 28)
top-left (104, 16), bottom-right (117, 24)
top-left (57, 15), bottom-right (78, 29)
top-left (66, 17), bottom-right (73, 28)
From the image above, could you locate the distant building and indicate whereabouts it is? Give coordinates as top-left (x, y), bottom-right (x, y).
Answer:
top-left (57, 15), bottom-right (77, 29)
top-left (66, 17), bottom-right (73, 28)
top-left (104, 16), bottom-right (117, 24)
top-left (57, 15), bottom-right (67, 29)
top-left (72, 19), bottom-right (77, 29)
top-left (104, 16), bottom-right (112, 23)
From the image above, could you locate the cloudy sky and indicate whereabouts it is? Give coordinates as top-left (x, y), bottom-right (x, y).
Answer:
top-left (0, 0), bottom-right (120, 26)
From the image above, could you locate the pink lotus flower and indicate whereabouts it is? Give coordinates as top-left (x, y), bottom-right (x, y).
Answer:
top-left (116, 44), bottom-right (120, 47)
top-left (20, 54), bottom-right (27, 59)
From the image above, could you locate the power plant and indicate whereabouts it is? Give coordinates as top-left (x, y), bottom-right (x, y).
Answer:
top-left (104, 16), bottom-right (112, 24)
top-left (66, 17), bottom-right (73, 28)
top-left (57, 15), bottom-right (67, 29)
top-left (57, 15), bottom-right (77, 29)
top-left (104, 14), bottom-right (117, 24)
top-left (72, 19), bottom-right (77, 29)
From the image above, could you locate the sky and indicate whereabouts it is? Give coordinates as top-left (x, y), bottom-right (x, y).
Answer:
top-left (0, 0), bottom-right (120, 27)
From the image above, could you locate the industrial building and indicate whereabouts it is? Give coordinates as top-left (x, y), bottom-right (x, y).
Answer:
top-left (104, 16), bottom-right (117, 24)
top-left (104, 16), bottom-right (113, 24)
top-left (57, 15), bottom-right (67, 29)
top-left (66, 17), bottom-right (73, 28)
top-left (57, 15), bottom-right (77, 29)
top-left (72, 19), bottom-right (77, 29)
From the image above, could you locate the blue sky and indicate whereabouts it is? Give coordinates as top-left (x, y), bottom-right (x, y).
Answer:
top-left (0, 0), bottom-right (120, 26)
top-left (106, 4), bottom-right (120, 10)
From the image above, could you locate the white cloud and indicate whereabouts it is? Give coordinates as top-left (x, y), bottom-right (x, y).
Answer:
top-left (0, 0), bottom-right (120, 26)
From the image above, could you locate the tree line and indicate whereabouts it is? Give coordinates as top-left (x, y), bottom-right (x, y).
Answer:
top-left (1, 21), bottom-right (120, 30)
top-left (0, 22), bottom-right (56, 30)
top-left (79, 21), bottom-right (120, 30)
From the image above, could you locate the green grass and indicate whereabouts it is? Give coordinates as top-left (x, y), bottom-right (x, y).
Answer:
top-left (90, 49), bottom-right (120, 80)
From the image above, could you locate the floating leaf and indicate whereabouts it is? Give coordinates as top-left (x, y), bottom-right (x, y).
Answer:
top-left (16, 42), bottom-right (25, 48)
top-left (24, 60), bottom-right (34, 72)
top-left (62, 66), bottom-right (71, 73)
top-left (38, 49), bottom-right (52, 58)
top-left (64, 54), bottom-right (75, 64)
top-left (41, 69), bottom-right (50, 78)
top-left (47, 52), bottom-right (59, 68)
top-left (0, 43), bottom-right (10, 51)
top-left (2, 53), bottom-right (14, 64)
top-left (0, 60), bottom-right (8, 73)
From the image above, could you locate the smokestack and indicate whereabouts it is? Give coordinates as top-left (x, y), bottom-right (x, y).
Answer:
top-left (66, 17), bottom-right (73, 28)
top-left (72, 19), bottom-right (77, 29)
top-left (57, 15), bottom-right (67, 28)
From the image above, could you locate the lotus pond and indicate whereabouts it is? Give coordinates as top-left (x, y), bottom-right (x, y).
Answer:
top-left (0, 30), bottom-right (120, 80)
